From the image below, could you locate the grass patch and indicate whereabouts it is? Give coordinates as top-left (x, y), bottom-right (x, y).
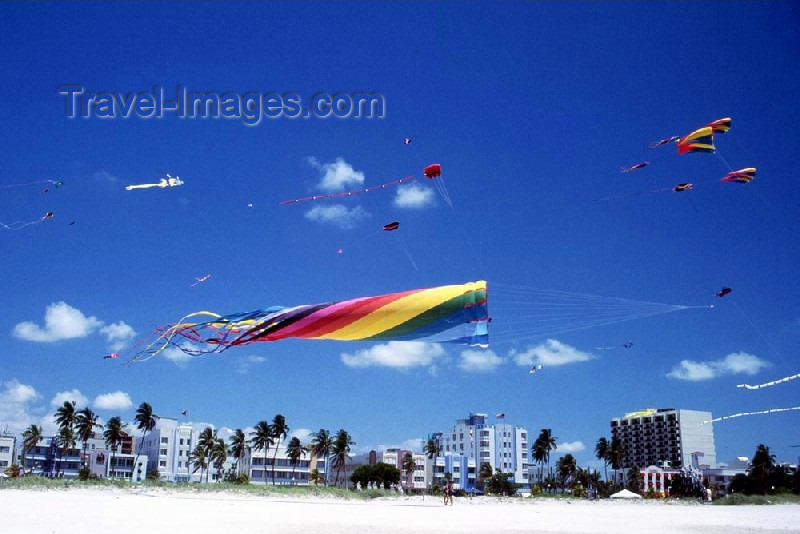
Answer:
top-left (0, 477), bottom-right (400, 501)
top-left (713, 493), bottom-right (800, 506)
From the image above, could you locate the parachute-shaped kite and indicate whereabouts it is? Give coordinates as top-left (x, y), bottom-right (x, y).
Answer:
top-left (129, 281), bottom-right (489, 362)
top-left (721, 168), bottom-right (756, 184)
top-left (383, 221), bottom-right (400, 231)
top-left (715, 287), bottom-right (732, 298)
top-left (673, 183), bottom-right (693, 192)
top-left (423, 163), bottom-right (453, 207)
top-left (677, 126), bottom-right (715, 154)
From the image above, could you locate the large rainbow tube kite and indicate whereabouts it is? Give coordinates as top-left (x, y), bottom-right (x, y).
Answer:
top-left (131, 281), bottom-right (489, 362)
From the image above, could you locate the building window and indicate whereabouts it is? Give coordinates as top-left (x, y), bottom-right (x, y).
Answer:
top-left (159, 461), bottom-right (167, 467)
top-left (160, 449), bottom-right (168, 456)
top-left (180, 439), bottom-right (184, 445)
top-left (0, 446), bottom-right (9, 453)
top-left (161, 437), bottom-right (168, 444)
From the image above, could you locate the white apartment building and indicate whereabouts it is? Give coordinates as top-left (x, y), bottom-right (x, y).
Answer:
top-left (436, 413), bottom-right (530, 490)
top-left (245, 443), bottom-right (324, 486)
top-left (0, 433), bottom-right (16, 471)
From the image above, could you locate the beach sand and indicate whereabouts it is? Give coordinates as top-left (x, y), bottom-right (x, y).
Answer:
top-left (2, 488), bottom-right (799, 534)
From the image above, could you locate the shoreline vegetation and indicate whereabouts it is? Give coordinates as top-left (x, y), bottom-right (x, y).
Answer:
top-left (3, 477), bottom-right (800, 505)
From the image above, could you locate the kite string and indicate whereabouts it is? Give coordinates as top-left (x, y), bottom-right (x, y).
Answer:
top-left (730, 300), bottom-right (789, 370)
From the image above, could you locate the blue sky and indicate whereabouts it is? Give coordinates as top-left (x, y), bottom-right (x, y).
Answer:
top-left (2, 2), bottom-right (799, 470)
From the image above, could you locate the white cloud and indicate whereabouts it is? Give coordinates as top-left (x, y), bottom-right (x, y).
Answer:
top-left (235, 355), bottom-right (266, 374)
top-left (13, 302), bottom-right (103, 342)
top-left (557, 441), bottom-right (586, 454)
top-left (288, 428), bottom-right (314, 442)
top-left (93, 391), bottom-right (133, 410)
top-left (50, 389), bottom-right (89, 409)
top-left (162, 344), bottom-right (199, 368)
top-left (512, 339), bottom-right (593, 367)
top-left (304, 204), bottom-right (369, 229)
top-left (457, 349), bottom-right (505, 373)
top-left (0, 379), bottom-right (42, 435)
top-left (100, 321), bottom-right (136, 351)
top-left (356, 438), bottom-right (424, 456)
top-left (307, 156), bottom-right (365, 191)
top-left (667, 351), bottom-right (770, 382)
top-left (341, 341), bottom-right (445, 369)
top-left (394, 183), bottom-right (436, 209)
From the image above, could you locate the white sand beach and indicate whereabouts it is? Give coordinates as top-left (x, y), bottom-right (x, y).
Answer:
top-left (2, 489), bottom-right (799, 534)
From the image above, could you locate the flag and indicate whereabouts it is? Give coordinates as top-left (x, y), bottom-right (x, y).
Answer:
top-left (496, 413), bottom-right (505, 419)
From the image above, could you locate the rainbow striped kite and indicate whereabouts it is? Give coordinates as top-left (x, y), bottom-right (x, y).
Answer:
top-left (130, 281), bottom-right (489, 361)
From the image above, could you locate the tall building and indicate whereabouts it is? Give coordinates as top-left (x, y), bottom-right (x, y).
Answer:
top-left (19, 435), bottom-right (145, 481)
top-left (435, 412), bottom-right (529, 490)
top-left (245, 444), bottom-right (326, 486)
top-left (610, 408), bottom-right (716, 470)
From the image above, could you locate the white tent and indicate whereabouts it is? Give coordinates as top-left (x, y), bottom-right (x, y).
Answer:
top-left (610, 488), bottom-right (642, 499)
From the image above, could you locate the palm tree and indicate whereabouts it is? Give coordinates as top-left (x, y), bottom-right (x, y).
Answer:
top-left (54, 400), bottom-right (77, 477)
top-left (556, 453), bottom-right (577, 487)
top-left (188, 444), bottom-right (208, 482)
top-left (22, 424), bottom-right (43, 475)
top-left (210, 438), bottom-right (227, 482)
top-left (227, 429), bottom-right (248, 479)
top-left (286, 436), bottom-right (308, 485)
top-left (270, 414), bottom-right (289, 485)
top-left (331, 429), bottom-right (354, 487)
top-left (478, 462), bottom-right (494, 490)
top-left (197, 427), bottom-right (216, 483)
top-left (250, 421), bottom-right (274, 485)
top-left (401, 452), bottom-right (417, 490)
top-left (537, 429), bottom-right (557, 477)
top-left (103, 417), bottom-right (126, 479)
top-left (133, 402), bottom-right (158, 480)
top-left (608, 436), bottom-right (625, 488)
top-left (423, 437), bottom-right (441, 459)
top-left (310, 429), bottom-right (332, 485)
top-left (750, 443), bottom-right (776, 494)
top-left (308, 468), bottom-right (322, 486)
top-left (595, 437), bottom-right (610, 482)
top-left (75, 408), bottom-right (99, 470)
top-left (56, 425), bottom-right (77, 477)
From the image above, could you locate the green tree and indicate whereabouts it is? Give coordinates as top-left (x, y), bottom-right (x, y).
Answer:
top-left (22, 424), bottom-right (43, 475)
top-left (595, 437), bottom-right (610, 481)
top-left (423, 437), bottom-right (441, 459)
top-left (133, 402), bottom-right (158, 480)
top-left (286, 436), bottom-right (308, 485)
top-left (556, 453), bottom-right (577, 487)
top-left (401, 452), bottom-right (416, 489)
top-left (75, 407), bottom-right (99, 470)
top-left (210, 438), bottom-right (227, 482)
top-left (478, 462), bottom-right (494, 491)
top-left (608, 437), bottom-right (625, 488)
top-left (626, 464), bottom-right (642, 493)
top-left (534, 429), bottom-right (557, 483)
top-left (227, 429), bottom-right (248, 479)
top-left (311, 428), bottom-right (332, 485)
top-left (188, 443), bottom-right (208, 482)
top-left (486, 470), bottom-right (518, 496)
top-left (103, 417), bottom-right (126, 479)
top-left (54, 400), bottom-right (77, 477)
top-left (197, 427), bottom-right (216, 482)
top-left (56, 425), bottom-right (77, 477)
top-left (309, 468), bottom-right (322, 486)
top-left (331, 429), bottom-right (354, 487)
top-left (250, 421), bottom-right (274, 485)
top-left (749, 443), bottom-right (775, 494)
top-left (270, 414), bottom-right (289, 485)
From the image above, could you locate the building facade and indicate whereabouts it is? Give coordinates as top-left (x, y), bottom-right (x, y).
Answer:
top-left (610, 408), bottom-right (716, 470)
top-left (245, 444), bottom-right (325, 486)
top-left (0, 433), bottom-right (16, 471)
top-left (435, 413), bottom-right (529, 490)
